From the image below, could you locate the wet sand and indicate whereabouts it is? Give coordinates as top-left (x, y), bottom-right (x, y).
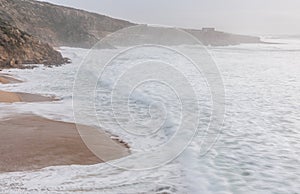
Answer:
top-left (0, 73), bottom-right (129, 173)
top-left (0, 74), bottom-right (22, 84)
top-left (0, 115), bottom-right (129, 172)
top-left (0, 90), bottom-right (56, 103)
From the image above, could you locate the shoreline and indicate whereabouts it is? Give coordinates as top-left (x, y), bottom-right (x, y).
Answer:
top-left (0, 114), bottom-right (129, 173)
top-left (0, 90), bottom-right (58, 103)
top-left (0, 73), bottom-right (130, 173)
top-left (0, 74), bottom-right (23, 84)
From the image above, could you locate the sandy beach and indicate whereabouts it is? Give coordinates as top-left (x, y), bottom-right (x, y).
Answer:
top-left (0, 90), bottom-right (57, 103)
top-left (0, 73), bottom-right (58, 103)
top-left (0, 115), bottom-right (129, 172)
top-left (0, 74), bottom-right (22, 84)
top-left (0, 73), bottom-right (129, 173)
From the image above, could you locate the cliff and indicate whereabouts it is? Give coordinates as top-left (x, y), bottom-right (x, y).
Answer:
top-left (0, 0), bottom-right (134, 48)
top-left (0, 19), bottom-right (67, 68)
top-left (0, 0), bottom-right (261, 48)
top-left (98, 25), bottom-right (262, 47)
top-left (186, 28), bottom-right (262, 46)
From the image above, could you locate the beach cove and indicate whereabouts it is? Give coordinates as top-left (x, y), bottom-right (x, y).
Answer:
top-left (0, 72), bottom-right (129, 173)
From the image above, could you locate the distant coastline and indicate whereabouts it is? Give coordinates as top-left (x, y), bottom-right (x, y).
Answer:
top-left (0, 0), bottom-right (265, 69)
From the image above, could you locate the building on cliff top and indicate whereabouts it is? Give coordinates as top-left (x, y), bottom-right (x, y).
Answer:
top-left (202, 28), bottom-right (216, 33)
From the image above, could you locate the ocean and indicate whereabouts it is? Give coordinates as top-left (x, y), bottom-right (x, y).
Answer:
top-left (0, 37), bottom-right (299, 194)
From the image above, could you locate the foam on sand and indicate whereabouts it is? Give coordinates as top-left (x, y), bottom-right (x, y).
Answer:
top-left (0, 74), bottom-right (23, 84)
top-left (0, 90), bottom-right (57, 103)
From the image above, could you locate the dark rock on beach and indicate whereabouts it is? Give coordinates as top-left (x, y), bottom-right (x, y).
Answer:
top-left (0, 19), bottom-right (68, 68)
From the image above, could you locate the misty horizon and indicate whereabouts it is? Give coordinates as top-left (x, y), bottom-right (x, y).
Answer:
top-left (37, 0), bottom-right (300, 36)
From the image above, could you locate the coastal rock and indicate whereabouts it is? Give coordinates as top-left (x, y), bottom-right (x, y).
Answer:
top-left (0, 0), bottom-right (261, 48)
top-left (186, 28), bottom-right (262, 46)
top-left (0, 0), bottom-right (134, 48)
top-left (0, 19), bottom-right (68, 68)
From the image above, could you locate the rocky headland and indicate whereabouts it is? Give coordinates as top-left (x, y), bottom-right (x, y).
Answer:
top-left (0, 19), bottom-right (68, 68)
top-left (0, 0), bottom-right (134, 48)
top-left (0, 0), bottom-right (264, 69)
top-left (0, 0), bottom-right (262, 49)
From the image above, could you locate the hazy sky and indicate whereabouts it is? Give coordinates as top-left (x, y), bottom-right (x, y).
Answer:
top-left (39, 0), bottom-right (300, 35)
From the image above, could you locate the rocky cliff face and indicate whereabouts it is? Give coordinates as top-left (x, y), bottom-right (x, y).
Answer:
top-left (0, 19), bottom-right (67, 68)
top-left (0, 0), bottom-right (134, 48)
top-left (0, 0), bottom-right (261, 49)
top-left (186, 29), bottom-right (262, 46)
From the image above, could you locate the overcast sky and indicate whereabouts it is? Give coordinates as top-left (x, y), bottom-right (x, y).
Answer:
top-left (39, 0), bottom-right (300, 35)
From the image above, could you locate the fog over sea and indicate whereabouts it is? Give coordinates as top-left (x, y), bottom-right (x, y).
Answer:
top-left (0, 37), bottom-right (299, 194)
